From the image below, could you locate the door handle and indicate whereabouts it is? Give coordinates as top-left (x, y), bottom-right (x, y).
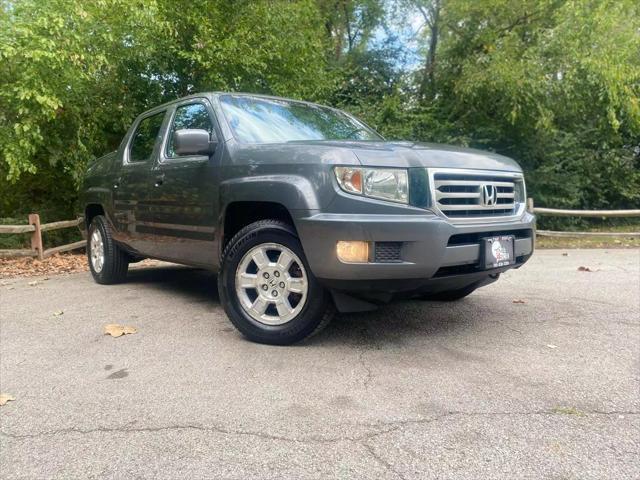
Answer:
top-left (154, 174), bottom-right (165, 187)
top-left (113, 177), bottom-right (121, 190)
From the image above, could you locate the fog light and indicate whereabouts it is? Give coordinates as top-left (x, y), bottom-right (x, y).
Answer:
top-left (336, 241), bottom-right (369, 263)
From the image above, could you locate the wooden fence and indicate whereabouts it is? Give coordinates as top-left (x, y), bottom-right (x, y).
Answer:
top-left (527, 198), bottom-right (640, 238)
top-left (0, 214), bottom-right (84, 260)
top-left (0, 202), bottom-right (639, 259)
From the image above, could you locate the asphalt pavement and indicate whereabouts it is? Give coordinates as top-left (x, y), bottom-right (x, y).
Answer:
top-left (1, 249), bottom-right (639, 479)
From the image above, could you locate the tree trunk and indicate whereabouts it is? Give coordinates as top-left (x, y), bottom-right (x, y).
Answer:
top-left (417, 0), bottom-right (441, 100)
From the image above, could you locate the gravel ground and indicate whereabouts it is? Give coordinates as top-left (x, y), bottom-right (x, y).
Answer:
top-left (1, 249), bottom-right (638, 479)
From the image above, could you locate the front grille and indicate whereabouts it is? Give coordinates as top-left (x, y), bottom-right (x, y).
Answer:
top-left (430, 169), bottom-right (524, 222)
top-left (374, 242), bottom-right (402, 263)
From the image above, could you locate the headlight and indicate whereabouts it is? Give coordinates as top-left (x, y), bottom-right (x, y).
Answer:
top-left (334, 167), bottom-right (409, 204)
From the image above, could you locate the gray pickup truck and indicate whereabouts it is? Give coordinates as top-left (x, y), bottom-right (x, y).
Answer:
top-left (81, 92), bottom-right (534, 344)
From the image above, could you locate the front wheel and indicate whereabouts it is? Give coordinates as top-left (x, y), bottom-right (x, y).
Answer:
top-left (87, 215), bottom-right (129, 284)
top-left (218, 220), bottom-right (333, 345)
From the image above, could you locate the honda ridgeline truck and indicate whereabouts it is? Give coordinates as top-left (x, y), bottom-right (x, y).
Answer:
top-left (81, 93), bottom-right (534, 344)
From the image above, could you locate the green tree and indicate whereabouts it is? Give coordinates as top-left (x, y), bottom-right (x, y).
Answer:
top-left (388, 0), bottom-right (640, 212)
top-left (0, 0), bottom-right (332, 219)
top-left (1, 0), bottom-right (638, 225)
top-left (318, 0), bottom-right (385, 58)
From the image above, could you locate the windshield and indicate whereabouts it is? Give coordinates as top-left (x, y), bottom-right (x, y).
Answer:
top-left (219, 95), bottom-right (383, 144)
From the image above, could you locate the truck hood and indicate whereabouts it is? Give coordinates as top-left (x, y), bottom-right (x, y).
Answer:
top-left (287, 140), bottom-right (522, 172)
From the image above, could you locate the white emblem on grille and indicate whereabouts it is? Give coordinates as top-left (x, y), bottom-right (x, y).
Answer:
top-left (481, 184), bottom-right (498, 206)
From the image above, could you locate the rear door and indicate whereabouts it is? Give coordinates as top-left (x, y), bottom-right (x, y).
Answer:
top-left (112, 109), bottom-right (168, 255)
top-left (146, 98), bottom-right (221, 267)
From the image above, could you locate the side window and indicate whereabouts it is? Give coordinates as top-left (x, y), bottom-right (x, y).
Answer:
top-left (129, 111), bottom-right (165, 163)
top-left (166, 103), bottom-right (214, 158)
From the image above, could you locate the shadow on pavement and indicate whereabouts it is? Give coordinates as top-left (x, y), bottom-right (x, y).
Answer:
top-left (126, 264), bottom-right (219, 303)
top-left (121, 264), bottom-right (479, 346)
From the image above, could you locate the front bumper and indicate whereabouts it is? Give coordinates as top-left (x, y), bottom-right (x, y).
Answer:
top-left (295, 210), bottom-right (535, 287)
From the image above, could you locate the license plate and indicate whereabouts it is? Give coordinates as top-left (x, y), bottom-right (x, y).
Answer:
top-left (483, 235), bottom-right (516, 269)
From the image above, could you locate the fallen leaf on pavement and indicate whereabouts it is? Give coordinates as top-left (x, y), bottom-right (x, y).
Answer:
top-left (0, 393), bottom-right (15, 406)
top-left (512, 299), bottom-right (526, 304)
top-left (577, 266), bottom-right (596, 272)
top-left (104, 324), bottom-right (137, 337)
top-left (552, 406), bottom-right (584, 416)
top-left (53, 310), bottom-right (64, 317)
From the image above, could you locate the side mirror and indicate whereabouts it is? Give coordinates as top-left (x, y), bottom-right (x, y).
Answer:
top-left (173, 129), bottom-right (216, 156)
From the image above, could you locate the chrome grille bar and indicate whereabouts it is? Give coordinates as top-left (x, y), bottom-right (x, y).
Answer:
top-left (428, 168), bottom-right (526, 224)
top-left (434, 180), bottom-right (515, 188)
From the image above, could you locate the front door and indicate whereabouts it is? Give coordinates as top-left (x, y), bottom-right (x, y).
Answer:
top-left (112, 109), bottom-right (167, 255)
top-left (146, 100), bottom-right (220, 267)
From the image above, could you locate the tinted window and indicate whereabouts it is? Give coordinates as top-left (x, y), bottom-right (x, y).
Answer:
top-left (166, 103), bottom-right (213, 157)
top-left (219, 95), bottom-right (383, 144)
top-left (129, 112), bottom-right (165, 163)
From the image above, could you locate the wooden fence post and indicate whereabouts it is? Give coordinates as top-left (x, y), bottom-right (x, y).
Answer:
top-left (527, 197), bottom-right (534, 213)
top-left (28, 213), bottom-right (43, 260)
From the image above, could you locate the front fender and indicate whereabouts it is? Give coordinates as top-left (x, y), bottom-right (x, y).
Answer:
top-left (219, 174), bottom-right (325, 212)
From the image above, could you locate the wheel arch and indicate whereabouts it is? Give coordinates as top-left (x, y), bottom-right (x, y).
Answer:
top-left (85, 203), bottom-right (105, 230)
top-left (218, 175), bottom-right (321, 256)
top-left (83, 185), bottom-right (115, 232)
top-left (220, 201), bottom-right (297, 254)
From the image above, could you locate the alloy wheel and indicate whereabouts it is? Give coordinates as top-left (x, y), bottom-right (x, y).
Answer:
top-left (90, 228), bottom-right (105, 273)
top-left (235, 242), bottom-right (308, 325)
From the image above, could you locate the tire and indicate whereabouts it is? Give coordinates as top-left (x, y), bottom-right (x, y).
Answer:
top-left (87, 215), bottom-right (129, 284)
top-left (419, 284), bottom-right (477, 302)
top-left (218, 220), bottom-right (334, 345)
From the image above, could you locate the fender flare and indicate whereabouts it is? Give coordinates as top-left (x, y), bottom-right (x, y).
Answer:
top-left (219, 174), bottom-right (321, 212)
top-left (83, 187), bottom-right (115, 230)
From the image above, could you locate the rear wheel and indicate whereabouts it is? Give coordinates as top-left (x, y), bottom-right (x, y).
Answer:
top-left (87, 215), bottom-right (129, 284)
top-left (218, 220), bottom-right (333, 345)
top-left (419, 285), bottom-right (477, 302)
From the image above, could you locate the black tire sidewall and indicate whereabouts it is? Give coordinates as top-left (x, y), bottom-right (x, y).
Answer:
top-left (219, 223), bottom-right (329, 345)
top-left (87, 215), bottom-right (127, 284)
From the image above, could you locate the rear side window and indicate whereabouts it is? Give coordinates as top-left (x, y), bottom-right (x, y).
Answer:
top-left (129, 111), bottom-right (165, 163)
top-left (166, 103), bottom-right (214, 158)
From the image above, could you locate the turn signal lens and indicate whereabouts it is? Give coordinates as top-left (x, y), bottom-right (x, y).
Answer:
top-left (334, 166), bottom-right (408, 204)
top-left (336, 241), bottom-right (369, 263)
top-left (334, 167), bottom-right (363, 194)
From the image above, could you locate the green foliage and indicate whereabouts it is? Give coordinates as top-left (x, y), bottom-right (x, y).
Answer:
top-left (354, 0), bottom-right (640, 220)
top-left (438, 0), bottom-right (640, 211)
top-left (1, 0), bottom-right (638, 227)
top-left (318, 0), bottom-right (385, 57)
top-left (0, 0), bottom-right (332, 219)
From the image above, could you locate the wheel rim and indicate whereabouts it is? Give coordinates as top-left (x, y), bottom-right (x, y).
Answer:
top-left (235, 243), bottom-right (309, 326)
top-left (90, 228), bottom-right (105, 273)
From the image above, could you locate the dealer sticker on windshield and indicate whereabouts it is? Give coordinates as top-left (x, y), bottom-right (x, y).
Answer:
top-left (483, 235), bottom-right (516, 269)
